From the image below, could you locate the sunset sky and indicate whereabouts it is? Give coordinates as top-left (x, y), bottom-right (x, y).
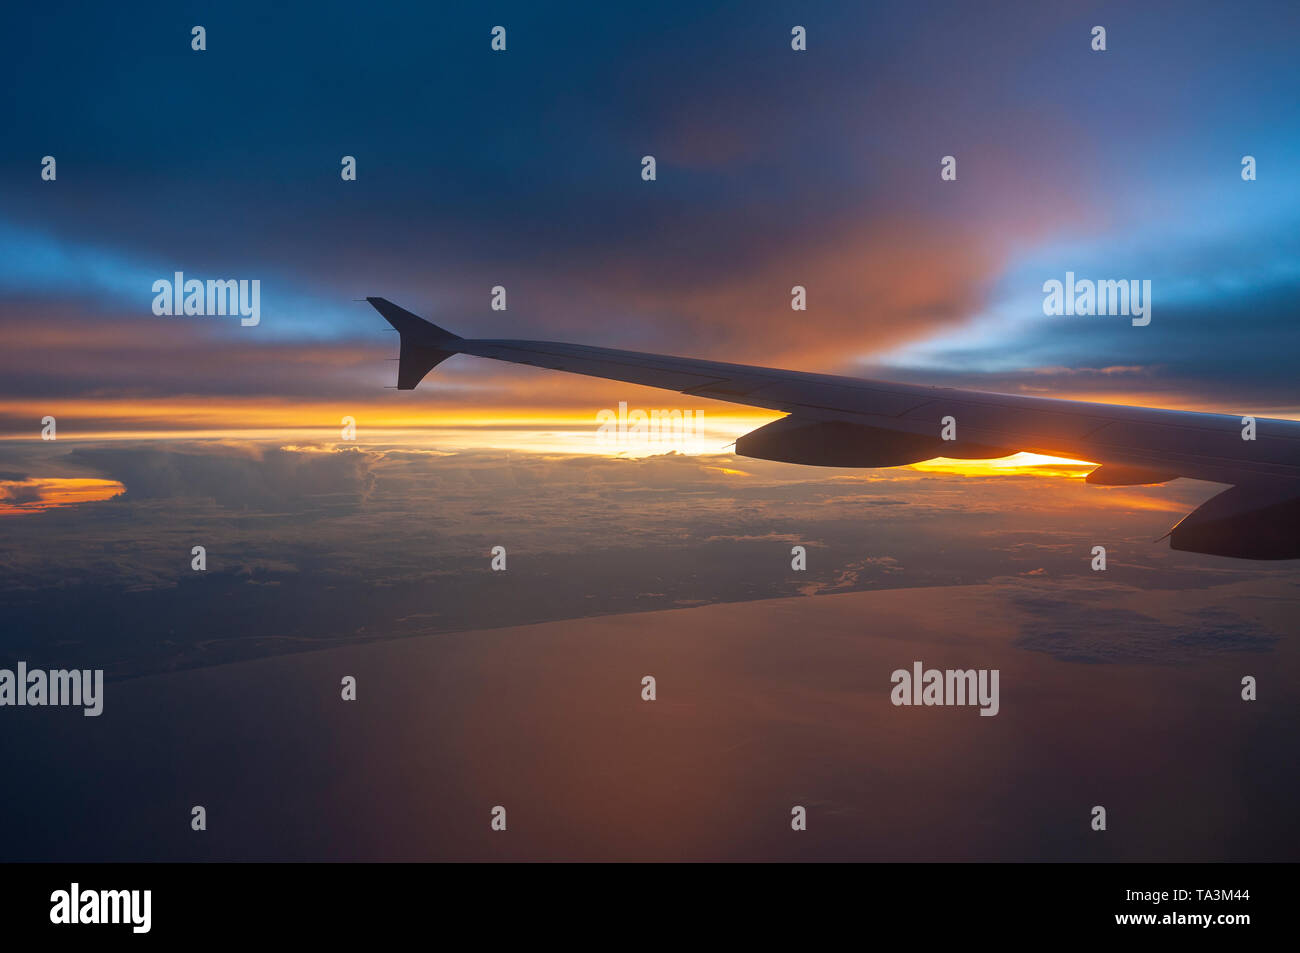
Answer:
top-left (2, 0), bottom-right (1298, 454)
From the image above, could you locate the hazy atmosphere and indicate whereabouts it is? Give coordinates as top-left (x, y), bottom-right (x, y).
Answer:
top-left (2, 0), bottom-right (1297, 863)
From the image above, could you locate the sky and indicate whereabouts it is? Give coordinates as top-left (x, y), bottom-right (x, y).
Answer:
top-left (1, 1), bottom-right (1298, 862)
top-left (1, 0), bottom-right (1299, 448)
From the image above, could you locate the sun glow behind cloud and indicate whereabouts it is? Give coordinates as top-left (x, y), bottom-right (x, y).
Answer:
top-left (909, 453), bottom-right (1095, 479)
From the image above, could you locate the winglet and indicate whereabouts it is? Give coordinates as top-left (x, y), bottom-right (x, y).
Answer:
top-left (365, 297), bottom-right (463, 390)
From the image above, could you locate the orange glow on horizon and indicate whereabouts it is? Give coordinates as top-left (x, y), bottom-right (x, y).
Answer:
top-left (0, 398), bottom-right (774, 437)
top-left (0, 398), bottom-right (1105, 483)
top-left (3, 395), bottom-right (1278, 492)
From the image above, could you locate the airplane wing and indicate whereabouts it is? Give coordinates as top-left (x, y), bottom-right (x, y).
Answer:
top-left (367, 297), bottom-right (1300, 559)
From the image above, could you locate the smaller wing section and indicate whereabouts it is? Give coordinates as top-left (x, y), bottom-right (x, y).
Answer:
top-left (1168, 483), bottom-right (1300, 560)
